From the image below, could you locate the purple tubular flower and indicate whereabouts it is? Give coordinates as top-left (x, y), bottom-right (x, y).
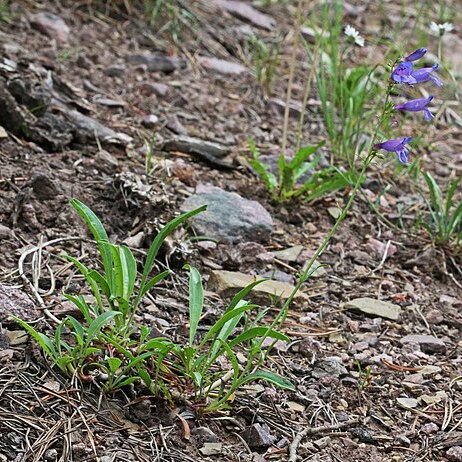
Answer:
top-left (404, 47), bottom-right (427, 62)
top-left (395, 95), bottom-right (434, 121)
top-left (411, 64), bottom-right (443, 87)
top-left (374, 136), bottom-right (413, 164)
top-left (391, 61), bottom-right (417, 84)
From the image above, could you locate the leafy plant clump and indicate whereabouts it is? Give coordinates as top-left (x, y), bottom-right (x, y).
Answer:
top-left (249, 139), bottom-right (359, 203)
top-left (418, 172), bottom-right (462, 248)
top-left (15, 200), bottom-right (293, 412)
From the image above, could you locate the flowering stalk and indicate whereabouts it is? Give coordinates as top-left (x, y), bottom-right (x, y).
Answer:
top-left (243, 49), bottom-right (441, 396)
top-left (261, 80), bottom-right (397, 350)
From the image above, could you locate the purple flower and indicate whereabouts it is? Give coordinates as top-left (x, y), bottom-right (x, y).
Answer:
top-left (404, 48), bottom-right (427, 62)
top-left (391, 62), bottom-right (417, 84)
top-left (395, 95), bottom-right (434, 121)
top-left (411, 64), bottom-right (443, 87)
top-left (374, 136), bottom-right (413, 164)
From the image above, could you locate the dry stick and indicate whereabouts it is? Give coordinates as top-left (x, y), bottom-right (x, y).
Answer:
top-left (288, 418), bottom-right (360, 462)
top-left (18, 237), bottom-right (83, 324)
top-left (281, 0), bottom-right (303, 157)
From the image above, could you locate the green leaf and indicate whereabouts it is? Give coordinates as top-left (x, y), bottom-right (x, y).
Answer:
top-left (208, 300), bottom-right (246, 361)
top-left (112, 375), bottom-right (140, 389)
top-left (134, 206), bottom-right (206, 310)
top-left (138, 368), bottom-right (152, 389)
top-left (110, 244), bottom-right (137, 305)
top-left (293, 156), bottom-right (321, 182)
top-left (225, 279), bottom-right (267, 314)
top-left (87, 270), bottom-right (111, 299)
top-left (140, 270), bottom-right (171, 297)
top-left (120, 245), bottom-right (137, 300)
top-left (445, 178), bottom-right (461, 219)
top-left (71, 199), bottom-right (113, 289)
top-left (107, 357), bottom-right (122, 374)
top-left (63, 294), bottom-right (93, 323)
top-left (66, 316), bottom-right (85, 347)
top-left (141, 337), bottom-right (175, 353)
top-left (289, 141), bottom-right (325, 171)
top-left (248, 140), bottom-right (277, 192)
top-left (86, 311), bottom-right (120, 345)
top-left (186, 265), bottom-right (204, 346)
top-left (278, 153), bottom-right (288, 190)
top-left (228, 327), bottom-right (289, 348)
top-left (200, 304), bottom-right (257, 348)
top-left (240, 370), bottom-right (295, 390)
top-left (302, 171), bottom-right (351, 202)
top-left (249, 158), bottom-right (277, 192)
top-left (64, 255), bottom-right (105, 313)
top-left (192, 371), bottom-right (203, 387)
top-left (12, 317), bottom-right (61, 369)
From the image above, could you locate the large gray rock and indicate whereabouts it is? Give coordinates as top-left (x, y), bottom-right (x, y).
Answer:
top-left (29, 12), bottom-right (70, 44)
top-left (181, 185), bottom-right (273, 243)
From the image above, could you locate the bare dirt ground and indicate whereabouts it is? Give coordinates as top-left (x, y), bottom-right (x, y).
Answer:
top-left (0, 1), bottom-right (461, 461)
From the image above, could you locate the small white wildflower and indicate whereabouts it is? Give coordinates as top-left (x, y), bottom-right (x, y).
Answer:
top-left (430, 21), bottom-right (454, 36)
top-left (344, 25), bottom-right (365, 47)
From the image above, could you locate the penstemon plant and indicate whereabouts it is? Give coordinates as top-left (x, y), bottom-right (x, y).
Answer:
top-left (267, 46), bottom-right (443, 338)
top-left (15, 200), bottom-right (294, 409)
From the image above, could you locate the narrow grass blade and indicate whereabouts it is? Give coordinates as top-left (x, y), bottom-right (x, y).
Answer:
top-left (240, 370), bottom-right (295, 390)
top-left (227, 327), bottom-right (289, 348)
top-left (71, 199), bottom-right (113, 287)
top-left (140, 270), bottom-right (171, 297)
top-left (134, 206), bottom-right (206, 309)
top-left (186, 265), bottom-right (204, 346)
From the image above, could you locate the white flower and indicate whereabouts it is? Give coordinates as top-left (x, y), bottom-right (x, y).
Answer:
top-left (344, 25), bottom-right (365, 47)
top-left (430, 21), bottom-right (454, 36)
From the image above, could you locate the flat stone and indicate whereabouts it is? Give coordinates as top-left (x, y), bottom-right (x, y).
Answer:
top-left (198, 56), bottom-right (246, 75)
top-left (127, 53), bottom-right (186, 72)
top-left (29, 12), bottom-right (70, 44)
top-left (161, 136), bottom-right (230, 159)
top-left (181, 185), bottom-right (272, 243)
top-left (345, 297), bottom-right (402, 321)
top-left (192, 427), bottom-right (219, 444)
top-left (396, 397), bottom-right (419, 408)
top-left (400, 334), bottom-right (446, 355)
top-left (312, 357), bottom-right (348, 379)
top-left (104, 65), bottom-right (125, 77)
top-left (313, 436), bottom-right (331, 450)
top-left (217, 1), bottom-right (275, 30)
top-left (0, 224), bottom-right (13, 239)
top-left (394, 435), bottom-right (411, 447)
top-left (426, 309), bottom-right (444, 324)
top-left (199, 443), bottom-right (223, 456)
top-left (447, 446), bottom-right (462, 462)
top-left (141, 114), bottom-right (159, 128)
top-left (268, 97), bottom-right (303, 118)
top-left (138, 82), bottom-right (169, 97)
top-left (270, 245), bottom-right (304, 262)
top-left (421, 423), bottom-right (439, 435)
top-left (419, 365), bottom-right (442, 375)
top-left (208, 270), bottom-right (308, 300)
top-left (0, 284), bottom-right (38, 323)
top-left (242, 423), bottom-right (275, 450)
top-left (64, 109), bottom-right (133, 146)
top-left (420, 391), bottom-right (447, 405)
